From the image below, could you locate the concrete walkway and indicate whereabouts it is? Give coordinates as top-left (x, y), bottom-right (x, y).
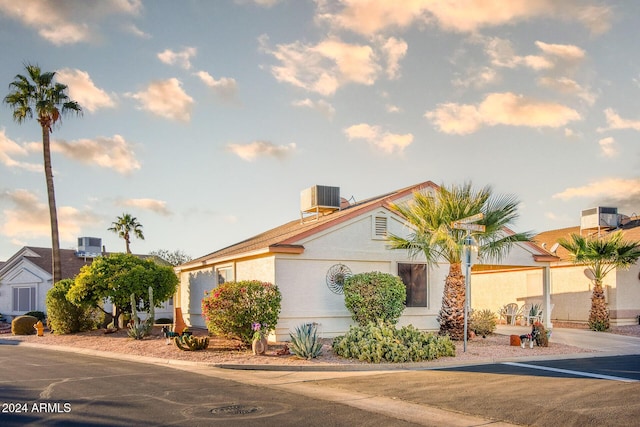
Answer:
top-left (497, 324), bottom-right (640, 355)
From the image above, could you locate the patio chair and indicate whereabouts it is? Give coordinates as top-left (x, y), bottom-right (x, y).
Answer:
top-left (500, 303), bottom-right (520, 325)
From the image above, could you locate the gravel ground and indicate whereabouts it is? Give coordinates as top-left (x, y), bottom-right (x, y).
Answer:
top-left (4, 323), bottom-right (637, 368)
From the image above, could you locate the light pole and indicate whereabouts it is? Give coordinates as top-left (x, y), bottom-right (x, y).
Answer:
top-left (451, 214), bottom-right (484, 353)
top-left (462, 232), bottom-right (478, 353)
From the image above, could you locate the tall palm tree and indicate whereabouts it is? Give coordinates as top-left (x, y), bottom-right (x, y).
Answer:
top-left (558, 231), bottom-right (640, 331)
top-left (388, 182), bottom-right (533, 340)
top-left (108, 213), bottom-right (145, 254)
top-left (4, 63), bottom-right (82, 285)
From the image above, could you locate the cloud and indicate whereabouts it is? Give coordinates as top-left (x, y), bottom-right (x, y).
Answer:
top-left (158, 47), bottom-right (197, 69)
top-left (344, 123), bottom-right (413, 154)
top-left (317, 0), bottom-right (611, 36)
top-left (452, 67), bottom-right (499, 89)
top-left (0, 0), bottom-right (142, 45)
top-left (537, 77), bottom-right (595, 105)
top-left (484, 38), bottom-right (583, 71)
top-left (260, 34), bottom-right (384, 96)
top-left (56, 68), bottom-right (117, 113)
top-left (0, 130), bottom-right (41, 172)
top-left (118, 198), bottom-right (171, 216)
top-left (552, 178), bottom-right (640, 204)
top-left (598, 108), bottom-right (640, 132)
top-left (0, 189), bottom-right (100, 241)
top-left (49, 134), bottom-right (141, 174)
top-left (226, 140), bottom-right (296, 161)
top-left (292, 98), bottom-right (336, 119)
top-left (379, 36), bottom-right (408, 79)
top-left (598, 137), bottom-right (617, 157)
top-left (425, 92), bottom-right (581, 135)
top-left (194, 71), bottom-right (238, 100)
top-left (127, 78), bottom-right (194, 122)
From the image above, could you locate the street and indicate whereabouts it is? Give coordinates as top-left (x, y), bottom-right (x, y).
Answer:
top-left (2, 343), bottom-right (640, 426)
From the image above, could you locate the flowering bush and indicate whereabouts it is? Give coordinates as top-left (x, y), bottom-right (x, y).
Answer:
top-left (201, 280), bottom-right (281, 344)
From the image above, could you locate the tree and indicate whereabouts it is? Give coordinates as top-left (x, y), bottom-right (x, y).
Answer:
top-left (387, 182), bottom-right (532, 340)
top-left (45, 279), bottom-right (97, 334)
top-left (108, 213), bottom-right (144, 254)
top-left (149, 249), bottom-right (192, 266)
top-left (67, 253), bottom-right (178, 328)
top-left (558, 231), bottom-right (640, 331)
top-left (4, 63), bottom-right (82, 284)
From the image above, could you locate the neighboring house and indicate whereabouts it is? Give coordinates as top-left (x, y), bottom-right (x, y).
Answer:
top-left (472, 208), bottom-right (640, 326)
top-left (0, 238), bottom-right (173, 322)
top-left (175, 181), bottom-right (552, 340)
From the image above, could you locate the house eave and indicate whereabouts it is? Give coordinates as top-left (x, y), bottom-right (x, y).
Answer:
top-left (175, 244), bottom-right (304, 272)
top-left (533, 254), bottom-right (560, 262)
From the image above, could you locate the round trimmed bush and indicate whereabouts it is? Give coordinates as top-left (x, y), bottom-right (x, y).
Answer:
top-left (11, 315), bottom-right (38, 335)
top-left (343, 272), bottom-right (406, 326)
top-left (46, 279), bottom-right (98, 334)
top-left (202, 280), bottom-right (282, 344)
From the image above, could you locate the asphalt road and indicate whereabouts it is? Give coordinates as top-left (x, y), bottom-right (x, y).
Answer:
top-left (2, 342), bottom-right (639, 427)
top-left (0, 345), bottom-right (421, 427)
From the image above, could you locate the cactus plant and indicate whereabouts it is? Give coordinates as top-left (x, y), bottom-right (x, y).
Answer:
top-left (289, 323), bottom-right (323, 359)
top-left (127, 287), bottom-right (155, 340)
top-left (174, 334), bottom-right (209, 351)
top-left (11, 315), bottom-right (38, 335)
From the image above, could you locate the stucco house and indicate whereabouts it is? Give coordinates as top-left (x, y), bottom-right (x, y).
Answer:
top-left (0, 238), bottom-right (173, 322)
top-left (471, 208), bottom-right (640, 327)
top-left (174, 181), bottom-right (553, 340)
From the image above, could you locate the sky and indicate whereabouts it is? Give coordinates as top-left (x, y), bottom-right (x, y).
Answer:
top-left (1, 0), bottom-right (640, 261)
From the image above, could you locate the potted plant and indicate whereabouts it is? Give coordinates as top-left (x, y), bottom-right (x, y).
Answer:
top-left (251, 322), bottom-right (270, 355)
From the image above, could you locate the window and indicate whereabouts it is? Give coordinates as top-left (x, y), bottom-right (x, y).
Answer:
top-left (372, 215), bottom-right (388, 239)
top-left (12, 286), bottom-right (36, 312)
top-left (216, 266), bottom-right (233, 285)
top-left (398, 263), bottom-right (427, 307)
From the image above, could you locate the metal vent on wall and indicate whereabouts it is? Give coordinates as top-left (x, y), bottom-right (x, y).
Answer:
top-left (374, 216), bottom-right (388, 237)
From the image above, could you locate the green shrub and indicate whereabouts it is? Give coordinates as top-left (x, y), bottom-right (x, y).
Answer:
top-left (201, 280), bottom-right (282, 344)
top-left (289, 323), bottom-right (323, 359)
top-left (11, 315), bottom-right (38, 335)
top-left (24, 311), bottom-right (46, 322)
top-left (332, 321), bottom-right (456, 363)
top-left (470, 309), bottom-right (497, 337)
top-left (46, 279), bottom-right (97, 335)
top-left (343, 272), bottom-right (406, 326)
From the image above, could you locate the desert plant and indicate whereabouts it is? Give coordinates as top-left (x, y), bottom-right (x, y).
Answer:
top-left (332, 321), bottom-right (456, 363)
top-left (533, 322), bottom-right (549, 347)
top-left (174, 334), bottom-right (209, 351)
top-left (289, 323), bottom-right (323, 359)
top-left (46, 279), bottom-right (97, 334)
top-left (470, 309), bottom-right (497, 337)
top-left (343, 272), bottom-right (406, 326)
top-left (202, 280), bottom-right (281, 344)
top-left (11, 315), bottom-right (38, 335)
top-left (128, 287), bottom-right (154, 340)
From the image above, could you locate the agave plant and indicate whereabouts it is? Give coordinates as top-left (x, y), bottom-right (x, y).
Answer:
top-left (289, 323), bottom-right (323, 359)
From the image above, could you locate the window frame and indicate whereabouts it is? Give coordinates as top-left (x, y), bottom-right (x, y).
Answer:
top-left (397, 262), bottom-right (428, 308)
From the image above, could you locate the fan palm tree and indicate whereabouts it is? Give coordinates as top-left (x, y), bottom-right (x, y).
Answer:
top-left (108, 213), bottom-right (145, 254)
top-left (558, 231), bottom-right (640, 331)
top-left (4, 63), bottom-right (82, 285)
top-left (388, 182), bottom-right (533, 340)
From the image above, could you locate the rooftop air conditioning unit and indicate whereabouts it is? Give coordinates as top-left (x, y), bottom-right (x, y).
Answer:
top-left (300, 185), bottom-right (340, 215)
top-left (580, 207), bottom-right (619, 231)
top-left (77, 237), bottom-right (102, 257)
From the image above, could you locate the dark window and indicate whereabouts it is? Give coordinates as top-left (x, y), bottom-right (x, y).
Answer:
top-left (398, 263), bottom-right (427, 307)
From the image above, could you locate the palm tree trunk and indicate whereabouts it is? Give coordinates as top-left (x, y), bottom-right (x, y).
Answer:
top-left (438, 262), bottom-right (466, 340)
top-left (42, 124), bottom-right (62, 284)
top-left (589, 281), bottom-right (609, 331)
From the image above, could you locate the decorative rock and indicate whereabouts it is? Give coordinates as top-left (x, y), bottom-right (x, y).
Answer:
top-left (509, 334), bottom-right (521, 346)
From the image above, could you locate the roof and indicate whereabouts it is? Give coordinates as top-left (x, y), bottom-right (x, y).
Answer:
top-left (0, 247), bottom-right (95, 280)
top-left (179, 181), bottom-right (439, 269)
top-left (533, 217), bottom-right (640, 261)
top-left (0, 247), bottom-right (160, 280)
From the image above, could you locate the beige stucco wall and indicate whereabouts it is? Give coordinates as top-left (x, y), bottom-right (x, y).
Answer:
top-left (472, 261), bottom-right (640, 326)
